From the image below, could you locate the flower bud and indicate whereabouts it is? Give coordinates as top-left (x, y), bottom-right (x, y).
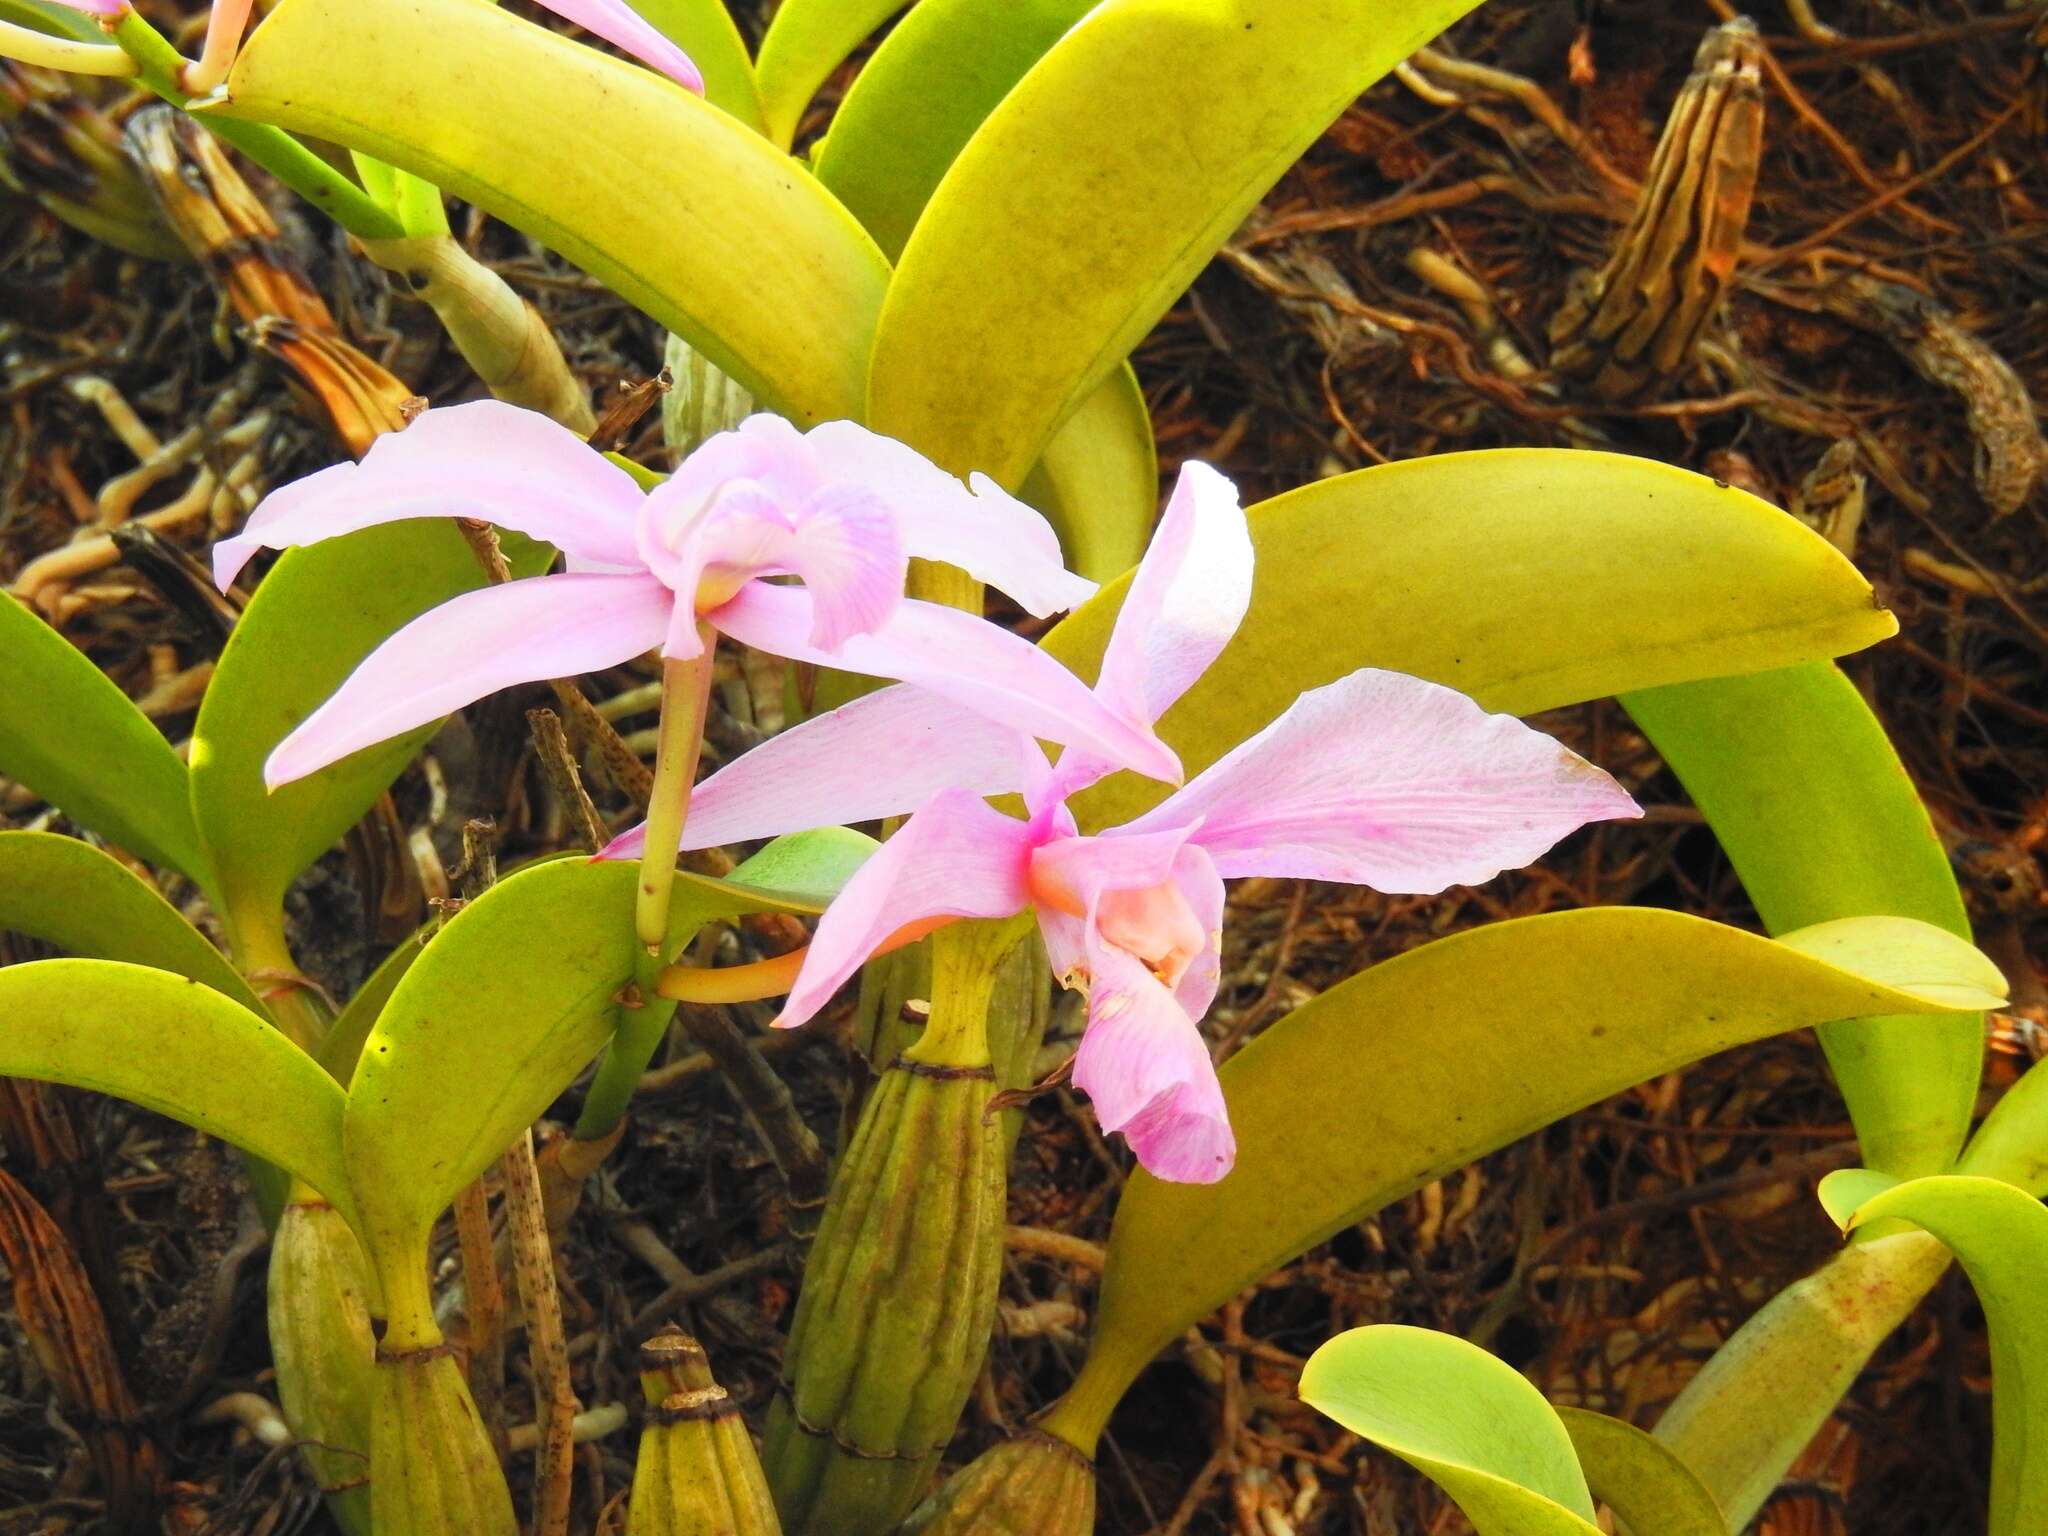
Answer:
top-left (900, 1432), bottom-right (1097, 1536)
top-left (267, 1199), bottom-right (375, 1536)
top-left (628, 1330), bottom-right (782, 1535)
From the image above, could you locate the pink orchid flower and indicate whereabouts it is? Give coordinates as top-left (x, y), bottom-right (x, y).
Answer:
top-left (214, 400), bottom-right (1178, 791)
top-left (617, 462), bottom-right (1642, 1183)
top-left (43, 0), bottom-right (703, 93)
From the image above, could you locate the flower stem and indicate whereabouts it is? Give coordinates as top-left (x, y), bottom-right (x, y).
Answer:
top-left (634, 643), bottom-right (716, 956)
top-left (0, 18), bottom-right (136, 75)
top-left (655, 947), bottom-right (808, 1005)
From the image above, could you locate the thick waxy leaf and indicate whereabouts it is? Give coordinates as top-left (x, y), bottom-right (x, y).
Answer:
top-left (867, 0), bottom-right (1482, 484)
top-left (1555, 1407), bottom-right (1726, 1536)
top-left (191, 521), bottom-right (548, 923)
top-left (1302, 1326), bottom-right (1598, 1535)
top-left (314, 929), bottom-right (428, 1088)
top-left (1823, 1174), bottom-right (2048, 1536)
top-left (0, 832), bottom-right (258, 1012)
top-left (1040, 909), bottom-right (2000, 1450)
top-left (813, 0), bottom-right (1094, 260)
top-left (1024, 366), bottom-right (1157, 585)
top-left (754, 0), bottom-right (912, 148)
top-left (1625, 663), bottom-right (1977, 1178)
top-left (223, 0), bottom-right (887, 424)
top-left (631, 0), bottom-right (765, 131)
top-left (1960, 1058), bottom-right (2048, 1198)
top-left (0, 595), bottom-right (209, 884)
top-left (1037, 451), bottom-right (1897, 833)
top-left (0, 958), bottom-right (350, 1215)
top-left (342, 831), bottom-right (871, 1295)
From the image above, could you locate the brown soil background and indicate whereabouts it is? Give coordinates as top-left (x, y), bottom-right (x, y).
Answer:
top-left (1, 1), bottom-right (2044, 1532)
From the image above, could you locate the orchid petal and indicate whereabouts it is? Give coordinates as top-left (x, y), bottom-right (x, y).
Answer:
top-left (776, 788), bottom-right (1037, 1029)
top-left (598, 685), bottom-right (1032, 861)
top-left (1096, 461), bottom-right (1252, 727)
top-left (534, 0), bottom-right (704, 91)
top-left (43, 0), bottom-right (124, 14)
top-left (1129, 668), bottom-right (1642, 893)
top-left (213, 401), bottom-right (643, 589)
top-left (264, 572), bottom-right (671, 788)
top-left (802, 421), bottom-right (1095, 617)
top-left (708, 582), bottom-right (1182, 785)
top-left (1028, 824), bottom-right (1195, 914)
top-left (1070, 938), bottom-right (1235, 1184)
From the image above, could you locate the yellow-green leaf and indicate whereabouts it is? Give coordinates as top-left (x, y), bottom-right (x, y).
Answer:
top-left (1625, 663), bottom-right (1978, 1178)
top-left (1037, 450), bottom-right (1897, 834)
top-left (1555, 1407), bottom-right (1726, 1536)
top-left (867, 0), bottom-right (1483, 483)
top-left (755, 0), bottom-right (912, 149)
top-left (1824, 1174), bottom-right (2048, 1536)
top-left (0, 958), bottom-right (350, 1217)
top-left (0, 594), bottom-right (209, 885)
top-left (1041, 910), bottom-right (2000, 1451)
top-left (0, 831), bottom-right (259, 1012)
top-left (631, 0), bottom-right (765, 132)
top-left (1023, 364), bottom-right (1157, 584)
top-left (1960, 1058), bottom-right (2048, 1199)
top-left (222, 0), bottom-right (887, 424)
top-left (1302, 1326), bottom-right (1598, 1535)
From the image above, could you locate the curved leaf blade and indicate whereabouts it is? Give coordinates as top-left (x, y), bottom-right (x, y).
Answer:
top-left (1036, 450), bottom-right (1898, 833)
top-left (631, 0), bottom-right (766, 132)
top-left (1555, 1407), bottom-right (1726, 1536)
top-left (1624, 663), bottom-right (1978, 1178)
top-left (1825, 1174), bottom-right (2048, 1536)
top-left (754, 0), bottom-right (912, 149)
top-left (0, 831), bottom-right (259, 1012)
top-left (1023, 364), bottom-right (1157, 584)
top-left (1960, 1058), bottom-right (2048, 1199)
top-left (0, 958), bottom-right (350, 1213)
top-left (1043, 910), bottom-right (2000, 1449)
top-left (191, 520), bottom-right (546, 920)
top-left (867, 0), bottom-right (1482, 483)
top-left (342, 830), bottom-right (872, 1277)
top-left (0, 595), bottom-right (209, 884)
top-left (1301, 1326), bottom-right (1598, 1535)
top-left (223, 0), bottom-right (887, 424)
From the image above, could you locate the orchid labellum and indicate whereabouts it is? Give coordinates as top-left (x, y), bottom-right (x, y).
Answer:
top-left (627, 463), bottom-right (1642, 1182)
top-left (213, 400), bottom-right (1175, 790)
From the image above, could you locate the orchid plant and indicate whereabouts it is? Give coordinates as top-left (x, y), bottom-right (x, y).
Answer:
top-left (0, 3), bottom-right (2038, 1536)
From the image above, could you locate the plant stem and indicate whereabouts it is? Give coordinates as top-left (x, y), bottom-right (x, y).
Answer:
top-left (0, 18), bottom-right (135, 74)
top-left (110, 12), bottom-right (405, 240)
top-left (634, 646), bottom-right (715, 956)
top-left (453, 1179), bottom-right (508, 1460)
top-left (502, 1129), bottom-right (577, 1536)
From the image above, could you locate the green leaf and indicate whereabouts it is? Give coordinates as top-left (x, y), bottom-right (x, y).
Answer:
top-left (0, 595), bottom-right (209, 885)
top-left (1624, 664), bottom-right (1977, 1178)
top-left (1040, 909), bottom-right (2001, 1452)
top-left (190, 521), bottom-right (547, 926)
top-left (812, 0), bottom-right (1095, 261)
top-left (0, 958), bottom-right (351, 1217)
top-left (1555, 1407), bottom-right (1726, 1536)
top-left (1036, 450), bottom-right (1898, 834)
top-left (314, 928), bottom-right (429, 1088)
top-left (0, 831), bottom-right (259, 1012)
top-left (1823, 1174), bottom-right (2048, 1536)
top-left (1960, 1058), bottom-right (2048, 1199)
top-left (223, 0), bottom-right (888, 425)
top-left (755, 0), bottom-right (913, 149)
top-left (1023, 365), bottom-right (1157, 584)
top-left (1301, 1326), bottom-right (1598, 1535)
top-left (867, 0), bottom-right (1484, 483)
top-left (1815, 1167), bottom-right (1901, 1229)
top-left (631, 0), bottom-right (766, 133)
top-left (341, 831), bottom-right (870, 1297)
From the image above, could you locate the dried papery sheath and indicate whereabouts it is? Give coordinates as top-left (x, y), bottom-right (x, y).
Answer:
top-left (367, 1344), bottom-right (517, 1536)
top-left (761, 920), bottom-right (1021, 1535)
top-left (267, 1200), bottom-right (376, 1536)
top-left (629, 1330), bottom-right (782, 1535)
top-left (1548, 18), bottom-right (1763, 397)
top-left (899, 1431), bottom-right (1097, 1536)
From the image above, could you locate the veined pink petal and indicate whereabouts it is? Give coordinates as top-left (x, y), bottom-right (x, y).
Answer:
top-left (598, 685), bottom-right (1033, 861)
top-left (534, 0), bottom-right (704, 91)
top-left (1094, 461), bottom-right (1252, 728)
top-left (775, 789), bottom-right (1037, 1029)
top-left (801, 421), bottom-right (1094, 618)
top-left (264, 572), bottom-right (671, 788)
top-left (1070, 940), bottom-right (1235, 1184)
top-left (1028, 825), bottom-right (1194, 916)
top-left (709, 581), bottom-right (1182, 785)
top-left (1127, 668), bottom-right (1642, 894)
top-left (214, 401), bottom-right (644, 589)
